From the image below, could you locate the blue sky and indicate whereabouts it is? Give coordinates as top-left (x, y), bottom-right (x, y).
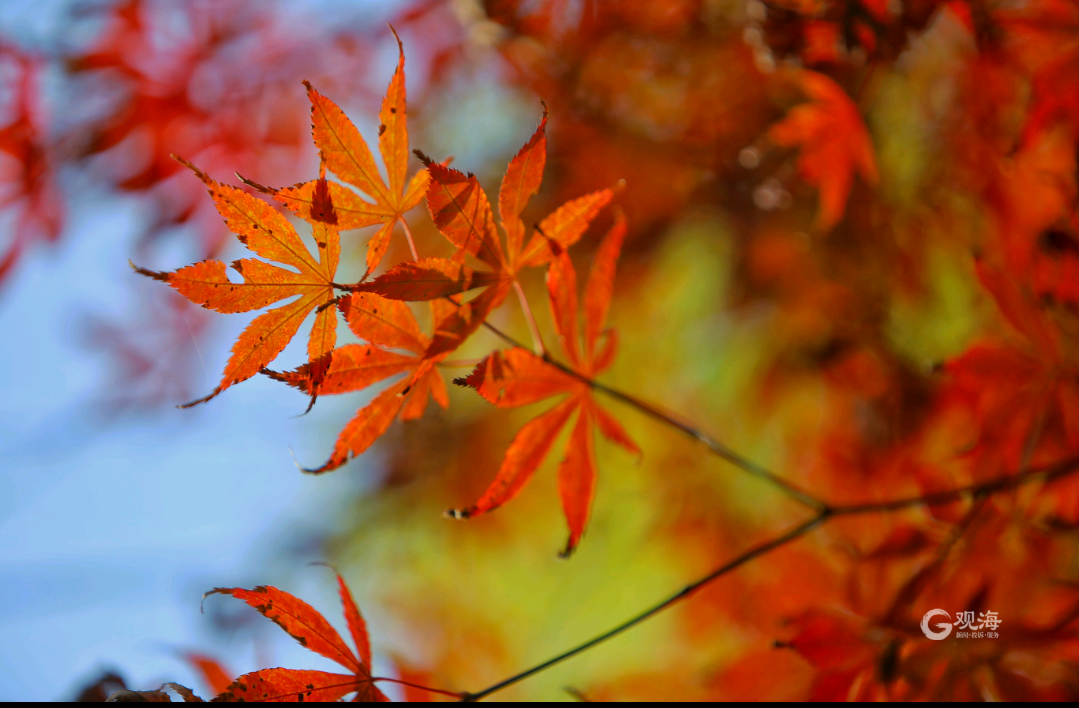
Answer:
top-left (0, 0), bottom-right (419, 699)
top-left (0, 181), bottom-right (397, 699)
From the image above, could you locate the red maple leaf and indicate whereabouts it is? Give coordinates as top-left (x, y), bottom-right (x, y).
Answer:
top-left (133, 158), bottom-right (342, 407)
top-left (264, 293), bottom-right (451, 474)
top-left (244, 28), bottom-right (431, 276)
top-left (204, 573), bottom-right (389, 702)
top-left (451, 213), bottom-right (639, 555)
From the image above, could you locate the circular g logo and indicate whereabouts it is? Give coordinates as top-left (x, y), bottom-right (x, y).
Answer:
top-left (921, 609), bottom-right (953, 640)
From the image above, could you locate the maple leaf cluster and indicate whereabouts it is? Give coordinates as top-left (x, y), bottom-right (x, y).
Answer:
top-left (136, 30), bottom-right (632, 556)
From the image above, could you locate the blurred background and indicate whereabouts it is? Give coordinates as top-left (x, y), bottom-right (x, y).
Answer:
top-left (2, 0), bottom-right (1079, 701)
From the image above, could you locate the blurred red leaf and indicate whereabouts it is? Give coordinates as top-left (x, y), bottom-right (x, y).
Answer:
top-left (181, 652), bottom-right (233, 697)
top-left (768, 70), bottom-right (878, 232)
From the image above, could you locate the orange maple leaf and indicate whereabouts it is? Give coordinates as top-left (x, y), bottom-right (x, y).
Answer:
top-left (133, 157), bottom-right (341, 407)
top-left (204, 573), bottom-right (389, 702)
top-left (451, 214), bottom-right (639, 555)
top-left (245, 28), bottom-right (429, 277)
top-left (358, 106), bottom-right (618, 358)
top-left (768, 70), bottom-right (878, 232)
top-left (264, 293), bottom-right (450, 474)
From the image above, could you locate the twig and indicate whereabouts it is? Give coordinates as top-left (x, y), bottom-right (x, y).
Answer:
top-left (461, 512), bottom-right (828, 702)
top-left (829, 454), bottom-right (1079, 516)
top-left (324, 220), bottom-right (1076, 699)
top-left (586, 379), bottom-right (823, 510)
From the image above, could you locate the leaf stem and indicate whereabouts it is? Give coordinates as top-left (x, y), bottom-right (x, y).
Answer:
top-left (512, 279), bottom-right (545, 357)
top-left (373, 676), bottom-right (464, 699)
top-left (399, 218), bottom-right (420, 261)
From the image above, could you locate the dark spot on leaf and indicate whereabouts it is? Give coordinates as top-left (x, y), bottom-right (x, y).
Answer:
top-left (378, 124), bottom-right (386, 136)
top-left (1041, 228), bottom-right (1079, 253)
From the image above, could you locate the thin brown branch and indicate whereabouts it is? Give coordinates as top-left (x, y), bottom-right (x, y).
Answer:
top-left (585, 378), bottom-right (824, 510)
top-left (829, 455), bottom-right (1079, 516)
top-left (469, 317), bottom-right (824, 509)
top-left (461, 512), bottom-right (829, 702)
